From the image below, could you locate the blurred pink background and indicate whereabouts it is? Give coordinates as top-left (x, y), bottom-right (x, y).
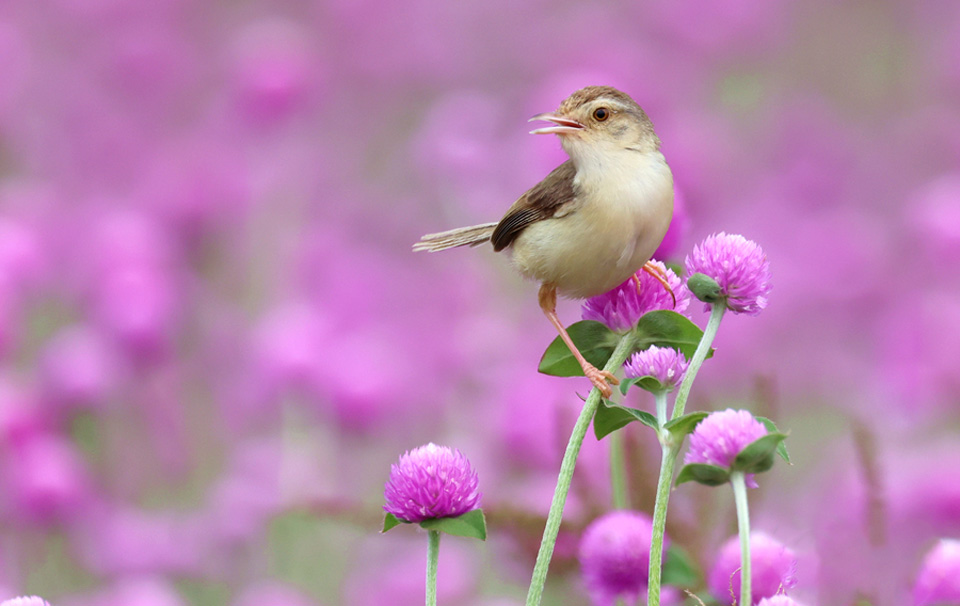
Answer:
top-left (0, 0), bottom-right (959, 604)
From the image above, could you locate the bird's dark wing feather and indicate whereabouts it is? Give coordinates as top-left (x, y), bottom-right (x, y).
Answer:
top-left (491, 161), bottom-right (577, 252)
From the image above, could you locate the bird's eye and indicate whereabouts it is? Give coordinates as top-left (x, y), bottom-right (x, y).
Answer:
top-left (593, 107), bottom-right (609, 121)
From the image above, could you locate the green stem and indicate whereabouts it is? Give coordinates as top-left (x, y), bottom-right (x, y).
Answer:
top-left (525, 335), bottom-right (635, 606)
top-left (731, 472), bottom-right (752, 606)
top-left (646, 441), bottom-right (680, 606)
top-left (654, 391), bottom-right (668, 428)
top-left (609, 430), bottom-right (629, 509)
top-left (426, 530), bottom-right (440, 606)
top-left (671, 304), bottom-right (725, 420)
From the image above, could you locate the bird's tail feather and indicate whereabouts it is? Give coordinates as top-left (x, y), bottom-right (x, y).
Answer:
top-left (412, 222), bottom-right (497, 252)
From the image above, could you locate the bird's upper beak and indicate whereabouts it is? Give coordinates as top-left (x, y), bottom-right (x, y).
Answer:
top-left (528, 112), bottom-right (584, 135)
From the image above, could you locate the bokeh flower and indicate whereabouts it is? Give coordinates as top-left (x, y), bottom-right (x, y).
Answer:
top-left (685, 233), bottom-right (771, 315)
top-left (581, 260), bottom-right (690, 333)
top-left (757, 596), bottom-right (805, 606)
top-left (914, 538), bottom-right (960, 606)
top-left (578, 510), bottom-right (662, 606)
top-left (708, 532), bottom-right (798, 605)
top-left (383, 443), bottom-right (481, 523)
top-left (0, 599), bottom-right (49, 606)
top-left (623, 345), bottom-right (689, 392)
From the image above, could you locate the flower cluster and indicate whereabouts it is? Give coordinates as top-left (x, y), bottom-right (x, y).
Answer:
top-left (708, 532), bottom-right (798, 604)
top-left (383, 443), bottom-right (481, 523)
top-left (623, 345), bottom-right (689, 392)
top-left (685, 233), bottom-right (772, 315)
top-left (581, 261), bottom-right (690, 332)
top-left (578, 511), bottom-right (661, 605)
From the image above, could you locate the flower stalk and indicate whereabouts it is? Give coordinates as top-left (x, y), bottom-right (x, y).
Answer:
top-left (732, 471), bottom-right (752, 606)
top-left (525, 334), bottom-right (635, 606)
top-left (671, 303), bottom-right (725, 420)
top-left (426, 530), bottom-right (441, 606)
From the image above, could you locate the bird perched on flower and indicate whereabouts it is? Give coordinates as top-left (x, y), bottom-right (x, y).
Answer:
top-left (415, 86), bottom-right (674, 397)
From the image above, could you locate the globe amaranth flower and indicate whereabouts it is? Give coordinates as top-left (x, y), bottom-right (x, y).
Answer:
top-left (708, 532), bottom-right (798, 605)
top-left (623, 345), bottom-right (689, 392)
top-left (1, 598), bottom-right (50, 606)
top-left (685, 232), bottom-right (771, 315)
top-left (685, 409), bottom-right (768, 488)
top-left (914, 538), bottom-right (960, 605)
top-left (578, 510), bottom-right (664, 606)
top-left (581, 260), bottom-right (690, 333)
top-left (383, 443), bottom-right (481, 523)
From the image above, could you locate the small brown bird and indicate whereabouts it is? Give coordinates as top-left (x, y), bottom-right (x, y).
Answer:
top-left (414, 86), bottom-right (674, 397)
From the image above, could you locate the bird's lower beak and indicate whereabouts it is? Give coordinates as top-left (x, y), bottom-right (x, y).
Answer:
top-left (528, 113), bottom-right (584, 135)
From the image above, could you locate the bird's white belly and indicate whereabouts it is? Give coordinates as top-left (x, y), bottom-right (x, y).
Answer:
top-left (509, 171), bottom-right (673, 299)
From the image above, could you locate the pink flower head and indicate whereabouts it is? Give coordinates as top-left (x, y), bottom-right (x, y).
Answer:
top-left (709, 532), bottom-right (798, 605)
top-left (685, 233), bottom-right (771, 315)
top-left (581, 260), bottom-right (690, 333)
top-left (578, 510), bottom-right (663, 606)
top-left (623, 346), bottom-right (689, 391)
top-left (383, 443), bottom-right (481, 523)
top-left (685, 409), bottom-right (768, 488)
top-left (914, 539), bottom-right (960, 605)
top-left (1, 598), bottom-right (50, 606)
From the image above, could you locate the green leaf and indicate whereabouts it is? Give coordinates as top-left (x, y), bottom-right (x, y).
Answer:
top-left (381, 512), bottom-right (403, 533)
top-left (662, 545), bottom-right (702, 587)
top-left (687, 272), bottom-right (723, 304)
top-left (631, 310), bottom-right (713, 360)
top-left (664, 411), bottom-right (709, 440)
top-left (594, 400), bottom-right (659, 440)
top-left (419, 509), bottom-right (487, 541)
top-left (676, 463), bottom-right (730, 487)
top-left (538, 321), bottom-right (620, 377)
top-left (756, 416), bottom-right (791, 463)
top-left (732, 433), bottom-right (789, 474)
top-left (618, 375), bottom-right (666, 395)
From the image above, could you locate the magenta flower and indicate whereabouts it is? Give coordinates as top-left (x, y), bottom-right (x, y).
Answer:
top-left (684, 409), bottom-right (768, 488)
top-left (383, 443), bottom-right (481, 523)
top-left (623, 345), bottom-right (689, 391)
top-left (581, 260), bottom-right (690, 333)
top-left (914, 539), bottom-right (960, 605)
top-left (685, 233), bottom-right (771, 315)
top-left (578, 510), bottom-right (663, 606)
top-left (1, 598), bottom-right (50, 606)
top-left (708, 532), bottom-right (798, 605)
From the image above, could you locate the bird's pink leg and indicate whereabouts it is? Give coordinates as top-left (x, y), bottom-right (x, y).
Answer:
top-left (638, 261), bottom-right (676, 308)
top-left (538, 283), bottom-right (618, 398)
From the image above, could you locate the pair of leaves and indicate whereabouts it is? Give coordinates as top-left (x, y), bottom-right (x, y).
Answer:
top-left (675, 431), bottom-right (789, 487)
top-left (593, 400), bottom-right (708, 442)
top-left (538, 311), bottom-right (710, 377)
top-left (381, 509), bottom-right (487, 541)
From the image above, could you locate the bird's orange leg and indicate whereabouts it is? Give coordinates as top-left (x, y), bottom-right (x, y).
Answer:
top-left (538, 283), bottom-right (618, 398)
top-left (639, 261), bottom-right (676, 308)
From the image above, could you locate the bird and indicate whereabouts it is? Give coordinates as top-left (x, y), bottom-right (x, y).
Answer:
top-left (414, 86), bottom-right (674, 397)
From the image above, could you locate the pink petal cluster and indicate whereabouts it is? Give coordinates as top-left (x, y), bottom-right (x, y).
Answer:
top-left (581, 260), bottom-right (690, 333)
top-left (708, 532), bottom-right (798, 605)
top-left (1, 598), bottom-right (50, 606)
top-left (383, 443), bottom-right (481, 523)
top-left (578, 510), bottom-right (663, 606)
top-left (685, 409), bottom-right (768, 469)
top-left (623, 345), bottom-right (689, 390)
top-left (685, 233), bottom-right (771, 315)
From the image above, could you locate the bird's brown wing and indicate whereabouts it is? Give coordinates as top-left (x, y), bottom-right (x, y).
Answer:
top-left (491, 161), bottom-right (577, 252)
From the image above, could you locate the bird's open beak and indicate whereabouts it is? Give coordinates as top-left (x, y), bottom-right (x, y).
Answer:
top-left (528, 113), bottom-right (584, 135)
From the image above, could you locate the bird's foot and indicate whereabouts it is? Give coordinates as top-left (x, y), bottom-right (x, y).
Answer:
top-left (641, 261), bottom-right (676, 308)
top-left (584, 365), bottom-right (619, 398)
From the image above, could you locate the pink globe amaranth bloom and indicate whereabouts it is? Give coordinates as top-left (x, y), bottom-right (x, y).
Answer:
top-left (578, 510), bottom-right (664, 606)
top-left (623, 345), bottom-right (689, 391)
top-left (1, 598), bottom-right (50, 606)
top-left (914, 539), bottom-right (960, 605)
top-left (383, 443), bottom-right (481, 523)
top-left (581, 260), bottom-right (690, 333)
top-left (685, 232), bottom-right (771, 315)
top-left (708, 532), bottom-right (798, 605)
top-left (685, 408), bottom-right (767, 470)
top-left (757, 596), bottom-right (805, 606)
